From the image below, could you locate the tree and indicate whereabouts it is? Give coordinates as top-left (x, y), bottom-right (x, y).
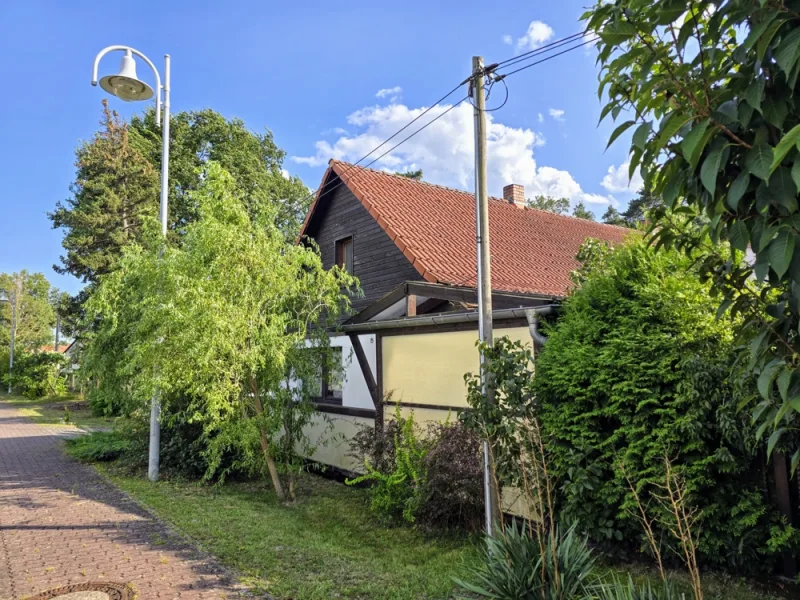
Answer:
top-left (534, 239), bottom-right (788, 572)
top-left (571, 201), bottom-right (596, 221)
top-left (82, 162), bottom-right (355, 501)
top-left (526, 195), bottom-right (570, 214)
top-left (50, 105), bottom-right (309, 287)
top-left (602, 206), bottom-right (627, 226)
top-left (621, 188), bottom-right (660, 226)
top-left (396, 169), bottom-right (423, 180)
top-left (0, 271), bottom-right (56, 353)
top-left (49, 102), bottom-right (159, 284)
top-left (130, 108), bottom-right (311, 239)
top-left (586, 0), bottom-right (800, 456)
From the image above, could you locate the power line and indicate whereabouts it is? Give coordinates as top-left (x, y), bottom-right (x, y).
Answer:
top-left (299, 96), bottom-right (469, 215)
top-left (295, 81), bottom-right (467, 212)
top-left (495, 37), bottom-right (599, 79)
top-left (494, 31), bottom-right (589, 69)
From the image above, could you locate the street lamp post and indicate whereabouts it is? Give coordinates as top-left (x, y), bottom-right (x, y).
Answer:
top-left (91, 46), bottom-right (171, 482)
top-left (0, 286), bottom-right (17, 395)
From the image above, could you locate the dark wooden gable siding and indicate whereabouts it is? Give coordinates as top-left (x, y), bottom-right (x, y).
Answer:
top-left (306, 177), bottom-right (423, 313)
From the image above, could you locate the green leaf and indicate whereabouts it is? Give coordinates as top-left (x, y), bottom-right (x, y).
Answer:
top-left (606, 120), bottom-right (636, 150)
top-left (746, 144), bottom-right (774, 180)
top-left (775, 28), bottom-right (800, 74)
top-left (763, 97), bottom-right (788, 129)
top-left (756, 17), bottom-right (787, 62)
top-left (700, 147), bottom-right (723, 195)
top-left (601, 20), bottom-right (637, 44)
top-left (655, 113), bottom-right (686, 151)
top-left (716, 100), bottom-right (738, 123)
top-left (632, 121), bottom-right (652, 150)
top-left (768, 427), bottom-right (785, 458)
top-left (778, 368), bottom-right (792, 401)
top-left (727, 172), bottom-right (750, 210)
top-left (745, 79), bottom-right (765, 113)
top-left (792, 160), bottom-right (800, 191)
top-left (769, 124), bottom-right (800, 173)
top-left (681, 118), bottom-right (711, 162)
top-left (791, 449), bottom-right (800, 476)
top-left (662, 172), bottom-right (682, 208)
top-left (728, 220), bottom-right (750, 251)
top-left (758, 359), bottom-right (783, 399)
top-left (769, 230), bottom-right (796, 278)
top-left (743, 9), bottom-right (778, 50)
top-left (768, 167), bottom-right (797, 211)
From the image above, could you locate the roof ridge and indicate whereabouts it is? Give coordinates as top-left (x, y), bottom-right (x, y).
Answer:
top-left (330, 159), bottom-right (479, 198)
top-left (330, 159), bottom-right (632, 233)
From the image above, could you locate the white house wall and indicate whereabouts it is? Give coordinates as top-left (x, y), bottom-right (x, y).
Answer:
top-left (329, 332), bottom-right (376, 410)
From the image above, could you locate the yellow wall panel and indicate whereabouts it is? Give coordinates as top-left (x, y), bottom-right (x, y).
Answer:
top-left (382, 326), bottom-right (531, 409)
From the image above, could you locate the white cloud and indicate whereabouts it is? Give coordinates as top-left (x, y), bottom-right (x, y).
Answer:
top-left (548, 108), bottom-right (565, 121)
top-left (323, 127), bottom-right (348, 136)
top-left (601, 156), bottom-right (644, 194)
top-left (538, 113), bottom-right (544, 123)
top-left (502, 34), bottom-right (513, 45)
top-left (376, 86), bottom-right (403, 103)
top-left (280, 168), bottom-right (291, 180)
top-left (291, 101), bottom-right (612, 208)
top-left (516, 20), bottom-right (554, 53)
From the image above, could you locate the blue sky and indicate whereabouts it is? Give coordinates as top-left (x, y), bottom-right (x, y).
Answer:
top-left (0, 1), bottom-right (638, 295)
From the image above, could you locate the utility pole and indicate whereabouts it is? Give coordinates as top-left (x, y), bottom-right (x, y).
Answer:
top-left (472, 55), bottom-right (500, 536)
top-left (55, 312), bottom-right (61, 353)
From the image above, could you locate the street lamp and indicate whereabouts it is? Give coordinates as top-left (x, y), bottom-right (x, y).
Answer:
top-left (92, 46), bottom-right (171, 481)
top-left (0, 288), bottom-right (16, 395)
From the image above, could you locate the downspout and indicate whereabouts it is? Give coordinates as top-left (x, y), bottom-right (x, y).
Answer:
top-left (524, 306), bottom-right (555, 349)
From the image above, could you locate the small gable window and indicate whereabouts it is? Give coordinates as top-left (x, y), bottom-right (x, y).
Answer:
top-left (335, 236), bottom-right (354, 274)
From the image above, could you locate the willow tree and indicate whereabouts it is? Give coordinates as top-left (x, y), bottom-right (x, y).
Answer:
top-left (586, 0), bottom-right (800, 462)
top-left (83, 162), bottom-right (355, 500)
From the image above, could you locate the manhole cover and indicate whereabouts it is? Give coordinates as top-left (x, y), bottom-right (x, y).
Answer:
top-left (23, 582), bottom-right (136, 599)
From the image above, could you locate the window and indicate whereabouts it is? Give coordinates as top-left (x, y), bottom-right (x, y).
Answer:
top-left (309, 347), bottom-right (343, 406)
top-left (335, 236), bottom-right (354, 274)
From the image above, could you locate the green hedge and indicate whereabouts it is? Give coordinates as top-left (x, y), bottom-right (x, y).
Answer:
top-left (534, 239), bottom-right (795, 573)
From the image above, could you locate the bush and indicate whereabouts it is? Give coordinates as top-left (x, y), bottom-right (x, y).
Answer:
top-left (347, 407), bottom-right (428, 524)
top-left (65, 431), bottom-right (129, 463)
top-left (348, 408), bottom-right (484, 530)
top-left (454, 521), bottom-right (596, 600)
top-left (4, 351), bottom-right (68, 398)
top-left (594, 576), bottom-right (683, 600)
top-left (534, 238), bottom-right (790, 572)
top-left (418, 421), bottom-right (484, 531)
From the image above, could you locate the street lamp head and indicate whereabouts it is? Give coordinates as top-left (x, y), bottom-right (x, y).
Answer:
top-left (99, 50), bottom-right (154, 102)
top-left (0, 290), bottom-right (8, 303)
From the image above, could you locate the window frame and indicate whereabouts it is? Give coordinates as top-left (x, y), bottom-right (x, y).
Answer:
top-left (310, 346), bottom-right (344, 407)
top-left (334, 235), bottom-right (354, 275)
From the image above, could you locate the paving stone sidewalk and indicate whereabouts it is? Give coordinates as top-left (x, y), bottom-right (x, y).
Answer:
top-left (0, 400), bottom-right (248, 599)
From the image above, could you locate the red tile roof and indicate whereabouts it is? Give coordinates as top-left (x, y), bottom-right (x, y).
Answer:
top-left (39, 345), bottom-right (68, 354)
top-left (300, 160), bottom-right (632, 297)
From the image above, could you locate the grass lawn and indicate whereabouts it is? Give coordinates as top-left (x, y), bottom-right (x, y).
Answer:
top-left (3, 393), bottom-right (113, 430)
top-left (94, 462), bottom-right (793, 600)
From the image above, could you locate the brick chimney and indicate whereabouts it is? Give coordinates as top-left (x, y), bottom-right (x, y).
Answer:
top-left (503, 183), bottom-right (526, 208)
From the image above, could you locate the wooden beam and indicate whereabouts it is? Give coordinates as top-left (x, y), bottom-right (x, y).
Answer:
top-left (347, 283), bottom-right (408, 324)
top-left (348, 334), bottom-right (380, 410)
top-left (375, 333), bottom-right (384, 433)
top-left (406, 294), bottom-right (417, 317)
top-left (406, 281), bottom-right (554, 308)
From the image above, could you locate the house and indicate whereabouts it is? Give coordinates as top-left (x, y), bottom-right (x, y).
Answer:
top-left (298, 159), bottom-right (630, 474)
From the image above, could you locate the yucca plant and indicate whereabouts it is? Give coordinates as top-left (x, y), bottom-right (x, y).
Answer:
top-left (454, 520), bottom-right (596, 600)
top-left (593, 574), bottom-right (684, 600)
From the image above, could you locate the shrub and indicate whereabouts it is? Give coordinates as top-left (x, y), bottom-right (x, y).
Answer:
top-left (348, 408), bottom-right (484, 530)
top-left (418, 421), bottom-right (484, 531)
top-left (65, 431), bottom-right (129, 463)
top-left (347, 407), bottom-right (428, 524)
top-left (594, 576), bottom-right (683, 600)
top-left (4, 351), bottom-right (68, 398)
top-left (454, 521), bottom-right (596, 600)
top-left (534, 238), bottom-right (790, 572)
